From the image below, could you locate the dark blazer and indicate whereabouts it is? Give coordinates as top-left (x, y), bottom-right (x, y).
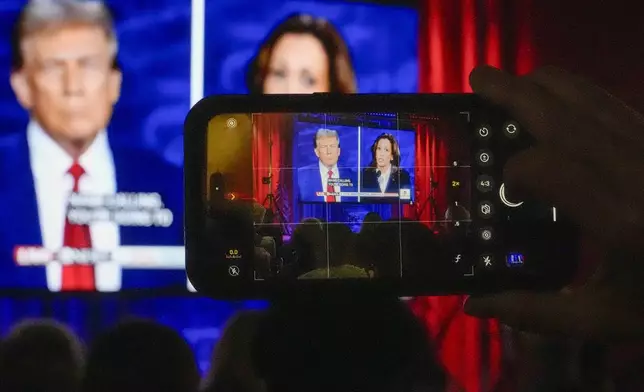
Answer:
top-left (360, 166), bottom-right (412, 203)
top-left (296, 163), bottom-right (357, 202)
top-left (0, 133), bottom-right (185, 290)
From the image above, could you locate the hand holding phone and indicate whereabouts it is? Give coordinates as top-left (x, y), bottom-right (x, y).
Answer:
top-left (465, 66), bottom-right (644, 341)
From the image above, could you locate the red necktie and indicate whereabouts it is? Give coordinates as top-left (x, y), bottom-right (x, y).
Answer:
top-left (61, 162), bottom-right (95, 291)
top-left (326, 169), bottom-right (336, 203)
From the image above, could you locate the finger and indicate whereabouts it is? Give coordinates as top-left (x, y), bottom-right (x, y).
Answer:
top-left (471, 66), bottom-right (629, 169)
top-left (470, 66), bottom-right (554, 136)
top-left (463, 291), bottom-right (644, 341)
top-left (526, 66), bottom-right (644, 148)
top-left (504, 148), bottom-right (632, 248)
top-left (470, 66), bottom-right (583, 149)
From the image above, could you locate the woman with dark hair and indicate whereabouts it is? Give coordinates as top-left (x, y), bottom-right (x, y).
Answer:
top-left (361, 133), bottom-right (411, 200)
top-left (246, 13), bottom-right (357, 94)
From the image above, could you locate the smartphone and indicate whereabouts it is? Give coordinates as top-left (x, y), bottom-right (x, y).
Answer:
top-left (184, 94), bottom-right (578, 299)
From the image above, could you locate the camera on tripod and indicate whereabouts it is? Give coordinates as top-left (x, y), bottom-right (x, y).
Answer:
top-left (261, 176), bottom-right (272, 185)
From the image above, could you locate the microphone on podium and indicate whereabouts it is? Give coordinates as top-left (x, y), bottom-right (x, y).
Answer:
top-left (376, 170), bottom-right (381, 178)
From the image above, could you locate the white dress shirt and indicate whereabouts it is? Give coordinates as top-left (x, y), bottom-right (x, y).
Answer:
top-left (319, 160), bottom-right (341, 202)
top-left (378, 167), bottom-right (391, 193)
top-left (27, 121), bottom-right (122, 292)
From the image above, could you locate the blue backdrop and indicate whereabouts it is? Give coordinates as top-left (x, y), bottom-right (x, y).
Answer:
top-left (204, 0), bottom-right (418, 94)
top-left (0, 0), bottom-right (418, 375)
top-left (0, 296), bottom-right (267, 373)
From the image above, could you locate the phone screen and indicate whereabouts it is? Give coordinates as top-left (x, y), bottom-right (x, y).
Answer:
top-left (205, 110), bottom-right (558, 283)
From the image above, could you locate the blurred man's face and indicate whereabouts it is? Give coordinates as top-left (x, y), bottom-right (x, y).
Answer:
top-left (263, 33), bottom-right (330, 94)
top-left (314, 135), bottom-right (340, 168)
top-left (11, 24), bottom-right (121, 155)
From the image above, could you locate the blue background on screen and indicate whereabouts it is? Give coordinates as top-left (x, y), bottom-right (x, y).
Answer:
top-left (204, 0), bottom-right (418, 94)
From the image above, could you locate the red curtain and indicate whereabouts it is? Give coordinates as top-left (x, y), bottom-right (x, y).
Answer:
top-left (405, 120), bottom-right (449, 225)
top-left (252, 114), bottom-right (293, 222)
top-left (423, 0), bottom-right (535, 92)
top-left (410, 1), bottom-right (537, 391)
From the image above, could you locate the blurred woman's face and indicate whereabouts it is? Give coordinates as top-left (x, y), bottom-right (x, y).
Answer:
top-left (263, 33), bottom-right (330, 94)
top-left (375, 138), bottom-right (394, 169)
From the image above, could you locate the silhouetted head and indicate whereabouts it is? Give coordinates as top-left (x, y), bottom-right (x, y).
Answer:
top-left (358, 219), bottom-right (402, 278)
top-left (202, 310), bottom-right (267, 392)
top-left (292, 218), bottom-right (326, 273)
top-left (360, 211), bottom-right (383, 234)
top-left (0, 319), bottom-right (84, 392)
top-left (399, 221), bottom-right (444, 276)
top-left (326, 223), bottom-right (358, 268)
top-left (253, 296), bottom-right (446, 392)
top-left (357, 220), bottom-right (443, 278)
top-left (442, 204), bottom-right (471, 235)
top-left (251, 203), bottom-right (267, 225)
top-left (82, 319), bottom-right (199, 392)
top-left (363, 211), bottom-right (382, 224)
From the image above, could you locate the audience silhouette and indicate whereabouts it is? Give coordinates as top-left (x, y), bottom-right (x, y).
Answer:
top-left (252, 295), bottom-right (446, 392)
top-left (202, 310), bottom-right (267, 392)
top-left (0, 319), bottom-right (84, 392)
top-left (81, 319), bottom-right (200, 392)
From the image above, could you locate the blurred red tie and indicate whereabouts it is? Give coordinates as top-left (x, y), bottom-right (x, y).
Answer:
top-left (61, 162), bottom-right (95, 291)
top-left (326, 169), bottom-right (336, 202)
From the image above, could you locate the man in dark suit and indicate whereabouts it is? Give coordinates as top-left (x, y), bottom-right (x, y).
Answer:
top-left (297, 128), bottom-right (357, 202)
top-left (0, 0), bottom-right (185, 292)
